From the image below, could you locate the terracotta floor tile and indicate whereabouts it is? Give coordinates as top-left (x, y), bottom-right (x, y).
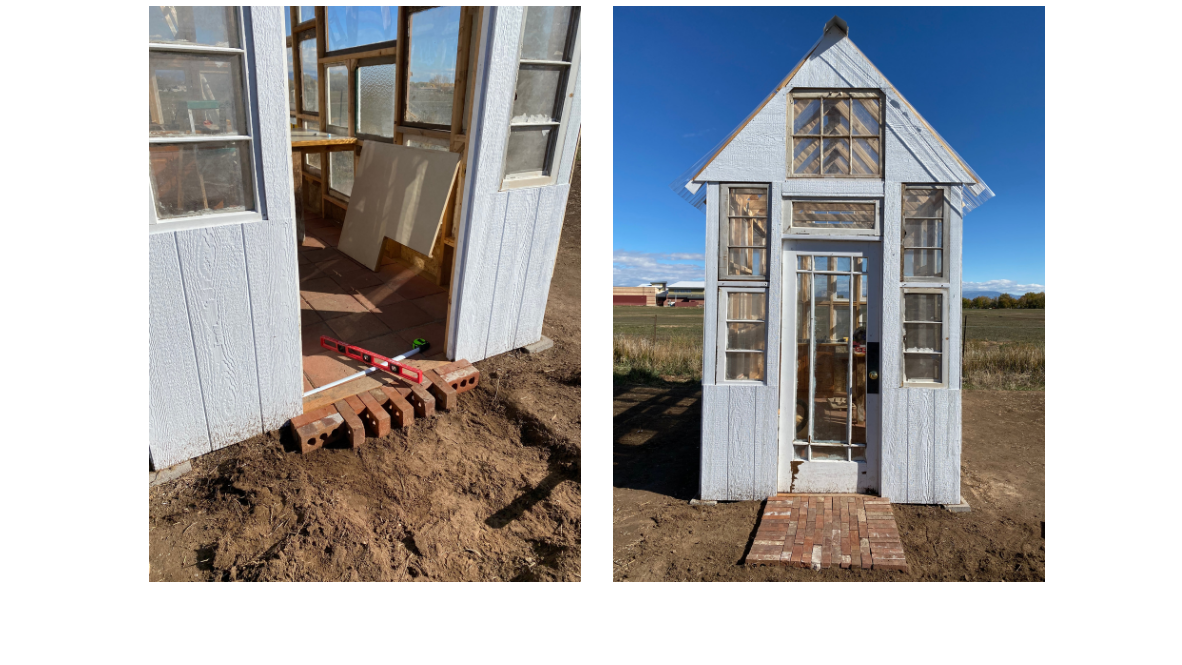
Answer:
top-left (302, 351), bottom-right (368, 388)
top-left (409, 292), bottom-right (448, 321)
top-left (374, 299), bottom-right (434, 332)
top-left (301, 321), bottom-right (337, 356)
top-left (307, 293), bottom-right (369, 320)
top-left (330, 266), bottom-right (386, 291)
top-left (307, 246), bottom-right (347, 265)
top-left (348, 331), bottom-right (416, 359)
top-left (392, 274), bottom-right (446, 300)
top-left (396, 321), bottom-right (446, 351)
top-left (300, 306), bottom-right (323, 328)
top-left (325, 311), bottom-right (394, 345)
top-left (300, 235), bottom-right (327, 251)
top-left (313, 229), bottom-right (342, 247)
top-left (301, 276), bottom-right (347, 296)
top-left (354, 282), bottom-right (408, 312)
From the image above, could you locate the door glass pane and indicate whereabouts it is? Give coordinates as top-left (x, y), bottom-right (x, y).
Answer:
top-left (327, 6), bottom-right (398, 52)
top-left (904, 322), bottom-right (942, 352)
top-left (822, 99), bottom-right (849, 135)
top-left (149, 6), bottom-right (239, 48)
top-left (149, 52), bottom-right (246, 137)
top-left (812, 446), bottom-right (847, 461)
top-left (852, 138), bottom-right (880, 175)
top-left (505, 126), bottom-right (552, 176)
top-left (725, 352), bottom-right (764, 381)
top-left (813, 274), bottom-right (850, 442)
top-left (905, 354), bottom-right (941, 383)
top-left (794, 272), bottom-right (812, 441)
top-left (329, 150), bottom-right (354, 197)
top-left (904, 293), bottom-right (942, 322)
top-left (793, 138), bottom-right (820, 175)
top-left (727, 292), bottom-right (766, 320)
top-left (903, 249), bottom-right (943, 278)
top-left (300, 34), bottom-right (319, 113)
top-left (727, 322), bottom-right (766, 351)
top-left (834, 257), bottom-right (852, 273)
top-left (521, 6), bottom-right (574, 61)
top-left (405, 6), bottom-right (461, 126)
top-left (823, 139), bottom-right (850, 175)
top-left (327, 66), bottom-right (348, 128)
top-left (511, 65), bottom-right (565, 123)
top-left (149, 142), bottom-right (254, 219)
top-left (851, 98), bottom-right (880, 135)
top-left (793, 98), bottom-right (821, 135)
top-left (903, 219), bottom-right (942, 248)
top-left (851, 445), bottom-right (867, 461)
top-left (357, 63), bottom-right (396, 137)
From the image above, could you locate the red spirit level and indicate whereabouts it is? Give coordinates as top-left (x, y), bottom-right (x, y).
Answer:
top-left (319, 335), bottom-right (425, 384)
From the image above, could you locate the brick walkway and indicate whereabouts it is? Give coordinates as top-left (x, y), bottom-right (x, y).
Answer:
top-left (746, 494), bottom-right (910, 572)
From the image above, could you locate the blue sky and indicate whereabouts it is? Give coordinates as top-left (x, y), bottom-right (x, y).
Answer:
top-left (613, 6), bottom-right (1046, 295)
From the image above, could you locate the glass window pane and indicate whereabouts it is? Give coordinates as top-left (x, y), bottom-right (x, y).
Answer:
top-left (793, 445), bottom-right (809, 461)
top-left (300, 34), bottom-right (319, 113)
top-left (814, 256), bottom-right (831, 271)
top-left (852, 138), bottom-right (880, 175)
top-left (728, 188), bottom-right (767, 217)
top-left (834, 257), bottom-right (852, 273)
top-left (149, 142), bottom-right (254, 219)
top-left (298, 7), bottom-right (315, 23)
top-left (725, 352), bottom-right (764, 381)
top-left (511, 65), bottom-right (565, 123)
top-left (793, 98), bottom-right (821, 135)
top-left (406, 136), bottom-right (450, 152)
top-left (852, 98), bottom-right (880, 135)
top-left (903, 219), bottom-right (943, 248)
top-left (823, 138), bottom-right (849, 175)
top-left (406, 6), bottom-right (461, 126)
top-left (903, 249), bottom-right (943, 278)
top-left (851, 446), bottom-right (867, 462)
top-left (793, 138), bottom-right (820, 175)
top-left (794, 273), bottom-right (812, 442)
top-left (149, 6), bottom-right (239, 48)
top-left (905, 354), bottom-right (942, 383)
top-left (285, 7), bottom-right (291, 36)
top-left (728, 217), bottom-right (767, 247)
top-left (904, 293), bottom-right (942, 322)
top-left (812, 446), bottom-right (847, 461)
top-left (149, 52), bottom-right (246, 137)
top-left (727, 292), bottom-right (766, 320)
top-left (904, 188), bottom-right (944, 217)
top-left (727, 249), bottom-right (765, 277)
top-left (823, 98), bottom-right (849, 135)
top-left (287, 47), bottom-right (295, 113)
top-left (303, 120), bottom-right (321, 170)
top-left (797, 255), bottom-right (813, 270)
top-left (904, 322), bottom-right (942, 352)
top-left (357, 64), bottom-right (396, 137)
top-left (792, 201), bottom-right (875, 230)
top-left (327, 65), bottom-right (348, 128)
top-left (522, 7), bottom-right (574, 61)
top-left (329, 150), bottom-right (354, 197)
top-left (505, 126), bottom-right (552, 175)
top-left (727, 322), bottom-right (766, 351)
top-left (813, 317), bottom-right (850, 442)
top-left (327, 6), bottom-right (398, 52)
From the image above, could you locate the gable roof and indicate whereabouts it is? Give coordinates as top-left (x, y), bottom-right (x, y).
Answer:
top-left (671, 16), bottom-right (993, 214)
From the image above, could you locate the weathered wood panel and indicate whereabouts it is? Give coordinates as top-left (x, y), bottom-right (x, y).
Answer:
top-left (907, 389), bottom-right (935, 503)
top-left (149, 232), bottom-right (212, 468)
top-left (242, 218), bottom-right (302, 431)
top-left (727, 385), bottom-right (757, 500)
top-left (754, 386), bottom-right (779, 497)
top-left (765, 182), bottom-right (783, 388)
top-left (514, 184), bottom-right (569, 348)
top-left (700, 384), bottom-right (729, 500)
top-left (176, 225), bottom-right (264, 449)
top-left (485, 187), bottom-right (539, 356)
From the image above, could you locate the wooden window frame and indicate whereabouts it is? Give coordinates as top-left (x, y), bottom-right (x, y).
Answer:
top-left (784, 198), bottom-right (880, 238)
top-left (901, 287), bottom-right (948, 389)
top-left (400, 6), bottom-right (464, 133)
top-left (901, 184), bottom-right (951, 283)
top-left (788, 89), bottom-right (883, 179)
top-left (354, 55), bottom-right (398, 144)
top-left (716, 286), bottom-right (769, 385)
top-left (148, 6), bottom-right (261, 229)
top-left (718, 183), bottom-right (771, 281)
top-left (500, 6), bottom-right (581, 190)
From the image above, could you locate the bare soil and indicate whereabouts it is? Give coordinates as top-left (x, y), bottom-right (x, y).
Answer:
top-left (149, 162), bottom-right (581, 582)
top-left (613, 385), bottom-right (1043, 581)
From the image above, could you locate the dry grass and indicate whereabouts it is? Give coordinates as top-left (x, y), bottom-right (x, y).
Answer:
top-left (963, 341), bottom-right (1044, 390)
top-left (613, 333), bottom-right (702, 383)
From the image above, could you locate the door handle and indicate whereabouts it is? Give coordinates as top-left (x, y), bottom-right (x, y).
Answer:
top-left (867, 342), bottom-right (880, 394)
top-left (869, 370), bottom-right (879, 380)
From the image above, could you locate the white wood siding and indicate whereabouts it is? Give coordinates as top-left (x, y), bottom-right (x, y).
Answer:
top-left (148, 6), bottom-right (301, 468)
top-left (450, 7), bottom-right (581, 362)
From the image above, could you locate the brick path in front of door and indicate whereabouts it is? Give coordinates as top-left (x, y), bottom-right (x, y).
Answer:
top-left (745, 494), bottom-right (910, 572)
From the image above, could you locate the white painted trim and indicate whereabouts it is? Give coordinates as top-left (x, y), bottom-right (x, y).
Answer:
top-left (149, 211), bottom-right (264, 234)
top-left (715, 286), bottom-right (770, 385)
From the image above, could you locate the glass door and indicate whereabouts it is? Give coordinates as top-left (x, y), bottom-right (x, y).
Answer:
top-left (792, 254), bottom-right (870, 462)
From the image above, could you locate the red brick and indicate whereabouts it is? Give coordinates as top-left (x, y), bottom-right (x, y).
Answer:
top-left (357, 390), bottom-right (391, 437)
top-left (334, 400), bottom-right (365, 449)
top-left (422, 369), bottom-right (458, 410)
top-left (293, 408), bottom-right (345, 454)
top-left (378, 386), bottom-right (414, 428)
top-left (291, 405), bottom-right (337, 430)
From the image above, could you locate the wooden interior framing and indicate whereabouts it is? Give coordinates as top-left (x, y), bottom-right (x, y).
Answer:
top-left (287, 6), bottom-right (482, 351)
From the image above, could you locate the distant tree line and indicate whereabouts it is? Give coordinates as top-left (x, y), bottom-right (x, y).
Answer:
top-left (962, 292), bottom-right (1045, 310)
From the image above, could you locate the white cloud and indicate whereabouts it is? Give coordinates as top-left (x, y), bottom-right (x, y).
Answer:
top-left (962, 279), bottom-right (1045, 294)
top-left (613, 251), bottom-right (704, 286)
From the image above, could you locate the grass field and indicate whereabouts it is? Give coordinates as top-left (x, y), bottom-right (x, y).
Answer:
top-left (613, 304), bottom-right (1043, 389)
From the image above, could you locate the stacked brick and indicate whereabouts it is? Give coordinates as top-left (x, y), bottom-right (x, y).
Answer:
top-left (746, 494), bottom-right (910, 572)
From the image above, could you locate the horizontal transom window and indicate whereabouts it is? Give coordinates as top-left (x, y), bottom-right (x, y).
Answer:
top-left (790, 90), bottom-right (882, 177)
top-left (786, 199), bottom-right (879, 236)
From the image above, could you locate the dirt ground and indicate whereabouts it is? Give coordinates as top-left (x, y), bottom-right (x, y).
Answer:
top-left (613, 385), bottom-right (1044, 581)
top-left (149, 162), bottom-right (581, 582)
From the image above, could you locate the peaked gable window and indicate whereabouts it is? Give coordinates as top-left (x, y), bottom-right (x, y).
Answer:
top-left (790, 90), bottom-right (882, 177)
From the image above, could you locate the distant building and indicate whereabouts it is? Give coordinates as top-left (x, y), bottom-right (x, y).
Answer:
top-left (613, 285), bottom-right (660, 306)
top-left (665, 280), bottom-right (705, 307)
